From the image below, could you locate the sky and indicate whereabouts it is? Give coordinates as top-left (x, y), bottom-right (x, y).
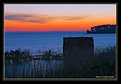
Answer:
top-left (4, 4), bottom-right (116, 32)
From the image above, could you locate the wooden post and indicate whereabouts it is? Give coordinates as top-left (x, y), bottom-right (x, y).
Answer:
top-left (63, 37), bottom-right (94, 70)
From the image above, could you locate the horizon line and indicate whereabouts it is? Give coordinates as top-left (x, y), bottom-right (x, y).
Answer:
top-left (5, 31), bottom-right (86, 33)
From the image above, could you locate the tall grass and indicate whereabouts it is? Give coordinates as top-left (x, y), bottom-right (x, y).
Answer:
top-left (5, 46), bottom-right (116, 78)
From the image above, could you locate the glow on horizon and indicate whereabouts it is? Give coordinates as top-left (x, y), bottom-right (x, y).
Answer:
top-left (4, 4), bottom-right (116, 32)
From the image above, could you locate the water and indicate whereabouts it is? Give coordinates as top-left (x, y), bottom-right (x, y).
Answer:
top-left (4, 31), bottom-right (116, 78)
top-left (4, 32), bottom-right (116, 54)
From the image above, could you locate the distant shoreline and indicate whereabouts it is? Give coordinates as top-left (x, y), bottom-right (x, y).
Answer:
top-left (86, 32), bottom-right (116, 34)
top-left (5, 31), bottom-right (86, 33)
top-left (87, 24), bottom-right (116, 34)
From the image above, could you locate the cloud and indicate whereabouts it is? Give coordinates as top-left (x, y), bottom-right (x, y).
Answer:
top-left (5, 14), bottom-right (53, 23)
top-left (27, 20), bottom-right (45, 23)
top-left (5, 15), bottom-right (32, 21)
top-left (63, 15), bottom-right (89, 20)
top-left (5, 14), bottom-right (89, 23)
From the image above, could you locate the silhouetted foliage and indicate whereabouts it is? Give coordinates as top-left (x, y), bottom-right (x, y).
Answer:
top-left (87, 24), bottom-right (116, 33)
top-left (5, 46), bottom-right (116, 78)
top-left (5, 48), bottom-right (31, 61)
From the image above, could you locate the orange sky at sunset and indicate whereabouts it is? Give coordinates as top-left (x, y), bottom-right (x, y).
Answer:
top-left (4, 4), bottom-right (116, 32)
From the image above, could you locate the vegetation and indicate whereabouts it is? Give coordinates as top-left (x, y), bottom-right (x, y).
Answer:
top-left (5, 49), bottom-right (31, 64)
top-left (5, 48), bottom-right (30, 60)
top-left (5, 49), bottom-right (63, 62)
top-left (5, 46), bottom-right (116, 78)
top-left (41, 50), bottom-right (63, 60)
top-left (87, 24), bottom-right (116, 33)
top-left (80, 46), bottom-right (116, 78)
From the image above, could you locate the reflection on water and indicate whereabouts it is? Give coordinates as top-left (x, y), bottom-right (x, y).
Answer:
top-left (5, 60), bottom-right (64, 78)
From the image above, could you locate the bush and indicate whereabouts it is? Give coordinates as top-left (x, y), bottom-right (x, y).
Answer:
top-left (5, 49), bottom-right (31, 61)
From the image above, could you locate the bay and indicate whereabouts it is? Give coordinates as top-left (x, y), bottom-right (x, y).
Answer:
top-left (4, 32), bottom-right (116, 54)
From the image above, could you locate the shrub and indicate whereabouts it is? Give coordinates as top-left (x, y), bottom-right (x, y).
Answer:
top-left (5, 49), bottom-right (30, 61)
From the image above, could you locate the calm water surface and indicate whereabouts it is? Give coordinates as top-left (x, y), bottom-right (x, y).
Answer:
top-left (5, 32), bottom-right (116, 54)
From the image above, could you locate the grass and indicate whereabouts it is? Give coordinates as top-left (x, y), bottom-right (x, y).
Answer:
top-left (5, 46), bottom-right (116, 78)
